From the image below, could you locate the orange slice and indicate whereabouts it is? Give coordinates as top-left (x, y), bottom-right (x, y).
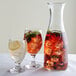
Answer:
top-left (9, 40), bottom-right (21, 51)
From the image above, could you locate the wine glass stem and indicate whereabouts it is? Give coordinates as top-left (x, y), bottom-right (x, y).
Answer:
top-left (15, 63), bottom-right (21, 70)
top-left (31, 55), bottom-right (36, 66)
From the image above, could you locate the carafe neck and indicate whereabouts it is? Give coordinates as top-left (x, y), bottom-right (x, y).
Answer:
top-left (48, 2), bottom-right (65, 32)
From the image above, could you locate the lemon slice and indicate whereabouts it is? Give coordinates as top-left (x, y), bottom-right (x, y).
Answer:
top-left (9, 40), bottom-right (21, 51)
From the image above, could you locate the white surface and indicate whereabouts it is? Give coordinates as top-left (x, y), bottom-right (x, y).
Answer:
top-left (0, 54), bottom-right (76, 76)
top-left (0, 0), bottom-right (76, 54)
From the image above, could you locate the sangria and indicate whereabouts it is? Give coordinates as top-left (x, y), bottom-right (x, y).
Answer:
top-left (44, 30), bottom-right (68, 70)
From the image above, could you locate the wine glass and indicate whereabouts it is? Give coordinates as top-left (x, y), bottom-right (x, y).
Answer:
top-left (24, 29), bottom-right (42, 69)
top-left (8, 38), bottom-right (26, 73)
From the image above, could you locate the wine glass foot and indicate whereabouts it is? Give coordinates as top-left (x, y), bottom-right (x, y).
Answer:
top-left (25, 64), bottom-right (41, 70)
top-left (8, 66), bottom-right (25, 74)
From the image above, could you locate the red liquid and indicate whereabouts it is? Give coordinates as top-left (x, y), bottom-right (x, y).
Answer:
top-left (24, 31), bottom-right (42, 55)
top-left (44, 31), bottom-right (68, 70)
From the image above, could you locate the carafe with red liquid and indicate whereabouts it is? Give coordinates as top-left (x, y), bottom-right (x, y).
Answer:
top-left (44, 2), bottom-right (68, 70)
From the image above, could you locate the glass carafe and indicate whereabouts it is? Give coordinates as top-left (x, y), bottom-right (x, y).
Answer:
top-left (44, 2), bottom-right (68, 70)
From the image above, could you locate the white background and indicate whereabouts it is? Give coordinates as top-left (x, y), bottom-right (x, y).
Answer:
top-left (0, 0), bottom-right (76, 53)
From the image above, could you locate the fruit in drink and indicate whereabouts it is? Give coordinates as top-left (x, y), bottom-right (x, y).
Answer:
top-left (24, 31), bottom-right (42, 55)
top-left (44, 30), bottom-right (68, 70)
top-left (9, 40), bottom-right (25, 63)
